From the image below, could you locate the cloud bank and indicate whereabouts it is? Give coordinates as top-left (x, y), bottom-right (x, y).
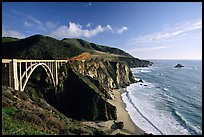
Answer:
top-left (5, 10), bottom-right (129, 39)
top-left (50, 22), bottom-right (127, 39)
top-left (2, 26), bottom-right (25, 39)
top-left (116, 26), bottom-right (128, 34)
top-left (131, 19), bottom-right (202, 45)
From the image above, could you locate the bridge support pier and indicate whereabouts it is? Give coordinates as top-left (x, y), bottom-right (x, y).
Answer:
top-left (12, 59), bottom-right (19, 91)
top-left (55, 61), bottom-right (58, 86)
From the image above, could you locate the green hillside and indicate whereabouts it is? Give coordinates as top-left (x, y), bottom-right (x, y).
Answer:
top-left (2, 37), bottom-right (20, 43)
top-left (2, 86), bottom-right (105, 135)
top-left (61, 38), bottom-right (134, 58)
top-left (2, 35), bottom-right (84, 59)
top-left (2, 34), bottom-right (152, 67)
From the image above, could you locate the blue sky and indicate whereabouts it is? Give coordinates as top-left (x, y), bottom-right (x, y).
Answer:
top-left (2, 2), bottom-right (202, 60)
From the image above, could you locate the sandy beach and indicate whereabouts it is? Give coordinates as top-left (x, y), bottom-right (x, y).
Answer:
top-left (81, 88), bottom-right (145, 135)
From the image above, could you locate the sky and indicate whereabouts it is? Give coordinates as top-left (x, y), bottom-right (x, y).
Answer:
top-left (2, 2), bottom-right (202, 60)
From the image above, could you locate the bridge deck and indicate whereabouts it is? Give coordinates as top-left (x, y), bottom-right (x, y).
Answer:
top-left (2, 59), bottom-right (68, 63)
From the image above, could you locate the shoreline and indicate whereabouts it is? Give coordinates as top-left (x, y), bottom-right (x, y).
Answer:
top-left (81, 88), bottom-right (145, 135)
top-left (110, 88), bottom-right (145, 135)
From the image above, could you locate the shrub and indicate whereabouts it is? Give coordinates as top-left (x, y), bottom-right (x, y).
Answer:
top-left (2, 108), bottom-right (17, 116)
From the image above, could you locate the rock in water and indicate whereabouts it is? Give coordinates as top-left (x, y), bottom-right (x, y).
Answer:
top-left (175, 63), bottom-right (184, 68)
top-left (138, 79), bottom-right (143, 83)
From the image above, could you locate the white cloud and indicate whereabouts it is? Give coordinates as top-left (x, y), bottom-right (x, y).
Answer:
top-left (131, 19), bottom-right (202, 45)
top-left (86, 23), bottom-right (92, 27)
top-left (11, 10), bottom-right (42, 26)
top-left (27, 15), bottom-right (42, 25)
top-left (116, 26), bottom-right (128, 34)
top-left (22, 14), bottom-right (47, 31)
top-left (2, 27), bottom-right (25, 39)
top-left (12, 10), bottom-right (47, 31)
top-left (106, 25), bottom-right (112, 30)
top-left (50, 22), bottom-right (113, 38)
top-left (182, 20), bottom-right (202, 31)
top-left (24, 21), bottom-right (33, 27)
top-left (45, 21), bottom-right (58, 29)
top-left (128, 46), bottom-right (168, 52)
top-left (84, 3), bottom-right (92, 7)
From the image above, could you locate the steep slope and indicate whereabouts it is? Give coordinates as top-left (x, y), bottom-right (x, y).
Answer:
top-left (61, 38), bottom-right (96, 51)
top-left (2, 86), bottom-right (106, 135)
top-left (2, 35), bottom-right (84, 59)
top-left (53, 65), bottom-right (118, 121)
top-left (62, 38), bottom-right (153, 67)
top-left (47, 59), bottom-right (135, 121)
top-left (61, 38), bottom-right (133, 57)
top-left (2, 34), bottom-right (152, 67)
top-left (61, 38), bottom-right (152, 67)
top-left (2, 37), bottom-right (20, 43)
top-left (2, 35), bottom-right (153, 135)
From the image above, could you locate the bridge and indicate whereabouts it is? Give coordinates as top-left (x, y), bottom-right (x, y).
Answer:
top-left (2, 59), bottom-right (68, 91)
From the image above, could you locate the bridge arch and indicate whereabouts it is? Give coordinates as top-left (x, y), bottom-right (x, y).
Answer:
top-left (21, 63), bottom-right (55, 91)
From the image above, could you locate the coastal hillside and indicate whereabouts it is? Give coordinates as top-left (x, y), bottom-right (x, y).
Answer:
top-left (51, 59), bottom-right (136, 121)
top-left (61, 38), bottom-right (134, 58)
top-left (2, 35), bottom-right (84, 59)
top-left (2, 37), bottom-right (20, 43)
top-left (2, 35), bottom-right (152, 67)
top-left (2, 86), bottom-right (106, 135)
top-left (2, 34), bottom-right (152, 135)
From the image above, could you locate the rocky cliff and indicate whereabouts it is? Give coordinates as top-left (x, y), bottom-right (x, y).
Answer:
top-left (45, 59), bottom-right (136, 121)
top-left (2, 35), bottom-right (153, 68)
top-left (2, 35), bottom-right (153, 135)
top-left (69, 59), bottom-right (136, 89)
top-left (118, 57), bottom-right (153, 68)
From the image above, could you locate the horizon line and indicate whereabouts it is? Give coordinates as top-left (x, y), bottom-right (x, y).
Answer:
top-left (140, 58), bottom-right (202, 61)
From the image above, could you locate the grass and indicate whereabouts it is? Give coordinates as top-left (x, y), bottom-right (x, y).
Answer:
top-left (2, 85), bottom-right (107, 135)
top-left (2, 108), bottom-right (50, 135)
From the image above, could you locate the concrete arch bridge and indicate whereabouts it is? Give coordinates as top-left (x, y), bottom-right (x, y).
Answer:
top-left (2, 59), bottom-right (68, 91)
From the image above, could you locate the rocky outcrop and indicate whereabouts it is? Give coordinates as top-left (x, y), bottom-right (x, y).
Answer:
top-left (175, 63), bottom-right (184, 68)
top-left (69, 59), bottom-right (136, 90)
top-left (54, 64), bottom-right (117, 121)
top-left (118, 57), bottom-right (153, 68)
top-left (50, 59), bottom-right (136, 121)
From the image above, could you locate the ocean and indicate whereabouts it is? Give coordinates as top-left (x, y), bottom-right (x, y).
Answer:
top-left (122, 60), bottom-right (202, 135)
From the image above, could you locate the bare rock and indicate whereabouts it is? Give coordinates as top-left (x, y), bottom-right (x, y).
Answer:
top-left (175, 63), bottom-right (184, 68)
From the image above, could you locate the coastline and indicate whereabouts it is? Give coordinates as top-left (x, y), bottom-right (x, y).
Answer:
top-left (81, 88), bottom-right (145, 135)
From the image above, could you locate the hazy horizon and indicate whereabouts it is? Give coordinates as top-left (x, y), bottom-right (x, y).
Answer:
top-left (142, 58), bottom-right (202, 61)
top-left (2, 2), bottom-right (202, 60)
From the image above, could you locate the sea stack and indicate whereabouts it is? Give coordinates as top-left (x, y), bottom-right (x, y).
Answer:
top-left (175, 63), bottom-right (184, 68)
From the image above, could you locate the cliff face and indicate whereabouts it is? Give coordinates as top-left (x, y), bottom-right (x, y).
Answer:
top-left (2, 35), bottom-right (153, 134)
top-left (54, 64), bottom-right (117, 121)
top-left (118, 57), bottom-right (153, 68)
top-left (70, 59), bottom-right (136, 90)
top-left (50, 59), bottom-right (135, 121)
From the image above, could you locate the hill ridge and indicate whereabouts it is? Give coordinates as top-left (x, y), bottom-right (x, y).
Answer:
top-left (2, 34), bottom-right (152, 67)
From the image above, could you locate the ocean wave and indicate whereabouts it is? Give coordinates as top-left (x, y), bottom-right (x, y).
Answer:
top-left (156, 73), bottom-right (163, 76)
top-left (123, 90), bottom-right (164, 135)
top-left (163, 88), bottom-right (168, 91)
top-left (131, 67), bottom-right (154, 74)
top-left (141, 70), bottom-right (151, 73)
top-left (123, 83), bottom-right (194, 135)
top-left (182, 67), bottom-right (199, 70)
top-left (172, 109), bottom-right (199, 135)
top-left (128, 60), bottom-right (201, 135)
